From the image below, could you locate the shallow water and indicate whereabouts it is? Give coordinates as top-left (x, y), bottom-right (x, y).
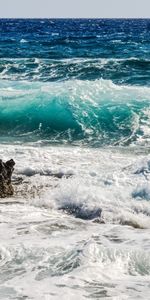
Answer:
top-left (0, 145), bottom-right (150, 299)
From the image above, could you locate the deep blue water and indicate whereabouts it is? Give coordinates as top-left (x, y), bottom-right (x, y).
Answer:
top-left (0, 19), bottom-right (150, 85)
top-left (0, 19), bottom-right (150, 146)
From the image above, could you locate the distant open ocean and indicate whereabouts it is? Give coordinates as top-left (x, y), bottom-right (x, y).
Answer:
top-left (0, 19), bottom-right (150, 300)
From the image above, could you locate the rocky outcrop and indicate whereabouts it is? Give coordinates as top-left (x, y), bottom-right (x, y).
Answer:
top-left (0, 159), bottom-right (15, 197)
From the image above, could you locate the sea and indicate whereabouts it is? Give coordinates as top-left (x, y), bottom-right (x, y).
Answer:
top-left (0, 19), bottom-right (150, 300)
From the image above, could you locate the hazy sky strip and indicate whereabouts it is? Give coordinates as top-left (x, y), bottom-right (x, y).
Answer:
top-left (0, 0), bottom-right (150, 18)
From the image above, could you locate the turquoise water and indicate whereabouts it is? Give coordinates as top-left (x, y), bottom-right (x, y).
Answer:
top-left (0, 79), bottom-right (150, 146)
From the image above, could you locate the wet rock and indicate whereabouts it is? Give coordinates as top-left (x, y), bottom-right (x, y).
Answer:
top-left (59, 204), bottom-right (102, 221)
top-left (0, 159), bottom-right (15, 198)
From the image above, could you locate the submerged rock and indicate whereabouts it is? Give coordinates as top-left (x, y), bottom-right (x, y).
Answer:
top-left (59, 204), bottom-right (103, 221)
top-left (0, 159), bottom-right (15, 198)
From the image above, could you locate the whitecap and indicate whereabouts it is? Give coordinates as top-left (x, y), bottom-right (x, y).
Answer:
top-left (20, 39), bottom-right (28, 43)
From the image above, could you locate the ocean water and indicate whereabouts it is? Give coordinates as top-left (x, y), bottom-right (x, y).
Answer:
top-left (0, 19), bottom-right (150, 300)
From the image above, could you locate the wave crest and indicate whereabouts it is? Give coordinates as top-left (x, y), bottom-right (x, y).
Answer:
top-left (0, 79), bottom-right (150, 146)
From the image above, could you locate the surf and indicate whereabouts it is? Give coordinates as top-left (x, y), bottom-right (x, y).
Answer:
top-left (0, 79), bottom-right (150, 146)
top-left (0, 57), bottom-right (150, 85)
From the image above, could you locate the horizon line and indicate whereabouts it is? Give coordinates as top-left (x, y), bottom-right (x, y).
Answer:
top-left (0, 17), bottom-right (150, 20)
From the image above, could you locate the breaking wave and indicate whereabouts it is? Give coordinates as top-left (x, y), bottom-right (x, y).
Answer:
top-left (0, 78), bottom-right (150, 146)
top-left (0, 57), bottom-right (150, 85)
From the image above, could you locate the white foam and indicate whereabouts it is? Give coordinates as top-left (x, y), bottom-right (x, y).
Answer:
top-left (0, 144), bottom-right (150, 299)
top-left (20, 39), bottom-right (28, 43)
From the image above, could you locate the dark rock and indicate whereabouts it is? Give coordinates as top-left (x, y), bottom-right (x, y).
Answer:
top-left (0, 159), bottom-right (15, 198)
top-left (59, 204), bottom-right (102, 221)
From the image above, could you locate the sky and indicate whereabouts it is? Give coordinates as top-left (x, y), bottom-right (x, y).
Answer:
top-left (0, 0), bottom-right (150, 18)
